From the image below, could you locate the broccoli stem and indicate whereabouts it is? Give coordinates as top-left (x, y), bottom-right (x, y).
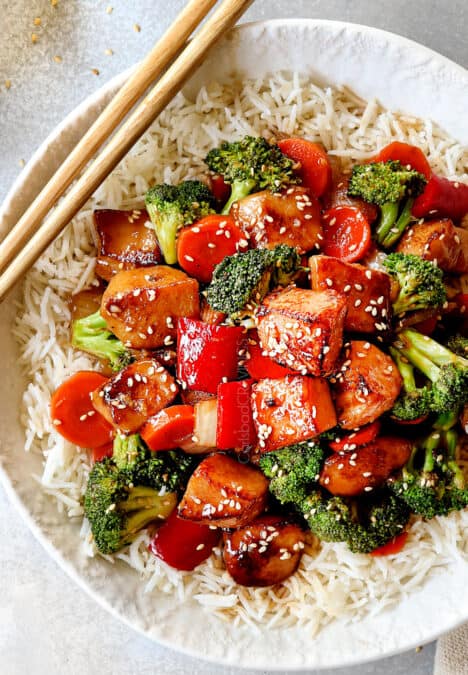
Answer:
top-left (401, 329), bottom-right (468, 368)
top-left (445, 429), bottom-right (465, 489)
top-left (120, 486), bottom-right (166, 512)
top-left (122, 507), bottom-right (168, 538)
top-left (380, 198), bottom-right (414, 248)
top-left (375, 202), bottom-right (399, 243)
top-left (422, 434), bottom-right (439, 472)
top-left (433, 410), bottom-right (459, 432)
top-left (222, 178), bottom-right (257, 214)
top-left (390, 348), bottom-right (416, 391)
top-left (398, 343), bottom-right (440, 383)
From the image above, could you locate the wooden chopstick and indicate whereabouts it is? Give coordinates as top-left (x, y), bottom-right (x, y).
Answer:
top-left (0, 0), bottom-right (216, 276)
top-left (0, 0), bottom-right (253, 302)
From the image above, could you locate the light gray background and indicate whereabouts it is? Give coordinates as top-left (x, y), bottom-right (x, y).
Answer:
top-left (0, 1), bottom-right (466, 673)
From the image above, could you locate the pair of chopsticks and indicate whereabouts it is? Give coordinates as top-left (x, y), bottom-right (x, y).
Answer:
top-left (0, 0), bottom-right (253, 302)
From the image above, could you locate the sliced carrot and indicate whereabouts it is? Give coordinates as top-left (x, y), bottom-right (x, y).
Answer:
top-left (50, 371), bottom-right (114, 448)
top-left (321, 206), bottom-right (371, 262)
top-left (141, 405), bottom-right (195, 451)
top-left (370, 531), bottom-right (408, 556)
top-left (373, 142), bottom-right (431, 180)
top-left (177, 214), bottom-right (245, 284)
top-left (329, 421), bottom-right (381, 452)
top-left (277, 138), bottom-right (332, 197)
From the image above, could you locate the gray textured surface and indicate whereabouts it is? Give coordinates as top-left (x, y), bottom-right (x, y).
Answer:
top-left (0, 1), bottom-right (466, 674)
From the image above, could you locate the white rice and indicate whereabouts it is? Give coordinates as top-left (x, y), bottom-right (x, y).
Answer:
top-left (13, 72), bottom-right (468, 633)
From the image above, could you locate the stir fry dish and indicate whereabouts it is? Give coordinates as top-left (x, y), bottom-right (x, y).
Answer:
top-left (50, 136), bottom-right (468, 587)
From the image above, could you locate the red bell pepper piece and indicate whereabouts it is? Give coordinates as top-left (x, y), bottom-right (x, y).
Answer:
top-left (209, 173), bottom-right (231, 206)
top-left (373, 142), bottom-right (431, 180)
top-left (245, 330), bottom-right (296, 379)
top-left (141, 405), bottom-right (194, 451)
top-left (412, 316), bottom-right (438, 336)
top-left (370, 531), bottom-right (408, 556)
top-left (216, 379), bottom-right (257, 449)
top-left (412, 175), bottom-right (468, 221)
top-left (149, 510), bottom-right (220, 571)
top-left (92, 442), bottom-right (114, 463)
top-left (329, 420), bottom-right (381, 452)
top-left (177, 318), bottom-right (244, 394)
top-left (454, 293), bottom-right (468, 316)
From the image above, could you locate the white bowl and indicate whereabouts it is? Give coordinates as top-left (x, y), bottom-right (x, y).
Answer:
top-left (0, 19), bottom-right (467, 670)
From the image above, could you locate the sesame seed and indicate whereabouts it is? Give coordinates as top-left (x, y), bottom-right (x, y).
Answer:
top-left (365, 270), bottom-right (372, 279)
top-left (104, 48), bottom-right (113, 56)
top-left (354, 299), bottom-right (362, 307)
top-left (133, 23), bottom-right (141, 32)
top-left (91, 68), bottom-right (100, 76)
top-left (343, 284), bottom-right (351, 293)
top-left (364, 486), bottom-right (373, 492)
top-left (354, 284), bottom-right (363, 291)
top-left (185, 254), bottom-right (194, 262)
top-left (325, 278), bottom-right (333, 287)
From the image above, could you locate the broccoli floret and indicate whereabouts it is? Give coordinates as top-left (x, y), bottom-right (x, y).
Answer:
top-left (394, 328), bottom-right (468, 414)
top-left (348, 160), bottom-right (427, 248)
top-left (302, 489), bottom-right (410, 554)
top-left (259, 441), bottom-right (324, 505)
top-left (204, 136), bottom-right (299, 214)
top-left (388, 412), bottom-right (468, 519)
top-left (71, 310), bottom-right (133, 372)
top-left (206, 244), bottom-right (303, 322)
top-left (84, 457), bottom-right (177, 554)
top-left (383, 253), bottom-right (446, 316)
top-left (389, 347), bottom-right (433, 422)
top-left (112, 433), bottom-right (198, 494)
top-left (145, 180), bottom-right (215, 264)
top-left (447, 334), bottom-right (468, 359)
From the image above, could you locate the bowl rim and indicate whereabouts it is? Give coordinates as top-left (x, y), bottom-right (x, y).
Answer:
top-left (1, 17), bottom-right (467, 671)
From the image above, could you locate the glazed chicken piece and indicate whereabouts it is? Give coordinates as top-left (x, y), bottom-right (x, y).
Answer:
top-left (69, 283), bottom-right (104, 323)
top-left (91, 358), bottom-right (178, 433)
top-left (396, 219), bottom-right (468, 274)
top-left (319, 436), bottom-right (412, 496)
top-left (222, 515), bottom-right (305, 587)
top-left (200, 295), bottom-right (226, 326)
top-left (332, 341), bottom-right (402, 429)
top-left (94, 209), bottom-right (162, 281)
top-left (461, 404), bottom-right (468, 435)
top-left (252, 375), bottom-right (337, 452)
top-left (230, 186), bottom-right (322, 253)
top-left (178, 454), bottom-right (269, 528)
top-left (256, 287), bottom-right (347, 376)
top-left (323, 172), bottom-right (379, 224)
top-left (309, 255), bottom-right (391, 334)
top-left (101, 266), bottom-right (199, 349)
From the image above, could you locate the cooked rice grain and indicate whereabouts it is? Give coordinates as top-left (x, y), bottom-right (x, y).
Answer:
top-left (14, 73), bottom-right (468, 632)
